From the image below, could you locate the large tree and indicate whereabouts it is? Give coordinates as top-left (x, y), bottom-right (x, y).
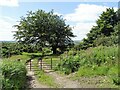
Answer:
top-left (14, 10), bottom-right (75, 54)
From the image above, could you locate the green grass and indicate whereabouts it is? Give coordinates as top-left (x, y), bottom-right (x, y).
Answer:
top-left (35, 70), bottom-right (58, 87)
top-left (3, 54), bottom-right (30, 64)
top-left (22, 52), bottom-right (42, 56)
top-left (22, 52), bottom-right (43, 59)
top-left (69, 65), bottom-right (118, 88)
top-left (72, 65), bottom-right (109, 78)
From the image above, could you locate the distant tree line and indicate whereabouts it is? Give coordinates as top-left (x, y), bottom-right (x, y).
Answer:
top-left (1, 42), bottom-right (42, 58)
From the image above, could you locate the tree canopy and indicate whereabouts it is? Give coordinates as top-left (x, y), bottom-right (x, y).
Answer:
top-left (14, 10), bottom-right (75, 54)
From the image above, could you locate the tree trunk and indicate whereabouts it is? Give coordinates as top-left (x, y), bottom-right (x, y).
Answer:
top-left (52, 46), bottom-right (57, 54)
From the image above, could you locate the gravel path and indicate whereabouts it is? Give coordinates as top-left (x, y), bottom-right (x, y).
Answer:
top-left (47, 71), bottom-right (81, 88)
top-left (41, 60), bottom-right (82, 88)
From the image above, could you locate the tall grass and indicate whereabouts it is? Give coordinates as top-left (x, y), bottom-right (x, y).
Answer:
top-left (77, 45), bottom-right (118, 67)
top-left (57, 45), bottom-right (119, 85)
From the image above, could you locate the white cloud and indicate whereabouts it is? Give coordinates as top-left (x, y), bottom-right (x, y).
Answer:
top-left (64, 4), bottom-right (117, 40)
top-left (64, 4), bottom-right (109, 23)
top-left (71, 22), bottom-right (96, 40)
top-left (0, 16), bottom-right (17, 41)
top-left (0, 0), bottom-right (19, 7)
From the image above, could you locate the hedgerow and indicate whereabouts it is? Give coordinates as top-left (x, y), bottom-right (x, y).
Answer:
top-left (1, 60), bottom-right (27, 90)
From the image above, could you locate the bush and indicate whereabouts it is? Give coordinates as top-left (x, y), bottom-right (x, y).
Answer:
top-left (1, 60), bottom-right (27, 90)
top-left (57, 55), bottom-right (80, 74)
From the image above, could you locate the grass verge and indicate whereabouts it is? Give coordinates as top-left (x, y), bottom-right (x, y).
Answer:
top-left (69, 65), bottom-right (118, 88)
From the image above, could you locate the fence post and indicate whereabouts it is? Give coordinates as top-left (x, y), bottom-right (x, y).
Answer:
top-left (41, 59), bottom-right (42, 70)
top-left (30, 59), bottom-right (31, 71)
top-left (51, 58), bottom-right (52, 69)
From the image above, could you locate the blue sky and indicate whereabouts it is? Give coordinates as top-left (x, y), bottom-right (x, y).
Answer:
top-left (0, 0), bottom-right (119, 41)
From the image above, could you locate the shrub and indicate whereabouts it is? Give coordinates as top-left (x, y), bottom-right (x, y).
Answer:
top-left (57, 55), bottom-right (80, 74)
top-left (1, 60), bottom-right (27, 90)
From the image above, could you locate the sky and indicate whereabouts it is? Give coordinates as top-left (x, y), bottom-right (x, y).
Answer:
top-left (0, 0), bottom-right (119, 41)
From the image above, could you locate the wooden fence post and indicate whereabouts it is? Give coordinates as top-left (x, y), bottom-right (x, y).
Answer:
top-left (30, 59), bottom-right (31, 71)
top-left (51, 58), bottom-right (52, 69)
top-left (41, 59), bottom-right (42, 70)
